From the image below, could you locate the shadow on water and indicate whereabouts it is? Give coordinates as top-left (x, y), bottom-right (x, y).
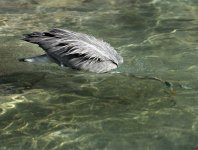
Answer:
top-left (0, 71), bottom-right (197, 150)
top-left (0, 71), bottom-right (179, 149)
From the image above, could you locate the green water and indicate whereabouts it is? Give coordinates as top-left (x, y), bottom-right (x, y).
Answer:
top-left (0, 0), bottom-right (198, 149)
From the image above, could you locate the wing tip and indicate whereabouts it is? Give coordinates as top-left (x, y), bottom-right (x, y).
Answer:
top-left (21, 32), bottom-right (43, 43)
top-left (18, 58), bottom-right (26, 62)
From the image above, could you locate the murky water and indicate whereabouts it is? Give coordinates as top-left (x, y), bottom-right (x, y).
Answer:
top-left (0, 0), bottom-right (198, 149)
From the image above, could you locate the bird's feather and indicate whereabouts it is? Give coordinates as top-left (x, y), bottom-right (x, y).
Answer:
top-left (22, 28), bottom-right (123, 73)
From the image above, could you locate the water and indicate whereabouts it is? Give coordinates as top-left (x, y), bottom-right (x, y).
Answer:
top-left (0, 0), bottom-right (198, 149)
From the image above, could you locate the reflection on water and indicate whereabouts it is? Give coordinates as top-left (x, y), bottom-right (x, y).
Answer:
top-left (0, 0), bottom-right (198, 149)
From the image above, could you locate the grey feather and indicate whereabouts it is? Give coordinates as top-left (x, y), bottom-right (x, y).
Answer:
top-left (22, 28), bottom-right (123, 73)
top-left (19, 54), bottom-right (55, 63)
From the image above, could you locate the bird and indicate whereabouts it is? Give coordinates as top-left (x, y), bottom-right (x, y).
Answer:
top-left (20, 28), bottom-right (123, 73)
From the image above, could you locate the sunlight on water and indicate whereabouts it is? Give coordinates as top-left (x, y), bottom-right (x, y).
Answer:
top-left (0, 0), bottom-right (198, 149)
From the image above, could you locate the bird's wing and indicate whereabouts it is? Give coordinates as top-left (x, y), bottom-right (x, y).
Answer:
top-left (23, 28), bottom-right (119, 66)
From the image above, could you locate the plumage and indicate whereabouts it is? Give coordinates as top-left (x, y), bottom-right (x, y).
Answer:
top-left (21, 28), bottom-right (123, 73)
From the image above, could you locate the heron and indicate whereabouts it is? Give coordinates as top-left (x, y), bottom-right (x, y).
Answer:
top-left (20, 28), bottom-right (123, 73)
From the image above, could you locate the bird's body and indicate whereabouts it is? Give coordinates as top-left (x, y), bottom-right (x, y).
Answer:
top-left (21, 28), bottom-right (123, 73)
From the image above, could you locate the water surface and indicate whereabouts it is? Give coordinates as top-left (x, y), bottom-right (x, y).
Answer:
top-left (0, 0), bottom-right (198, 149)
